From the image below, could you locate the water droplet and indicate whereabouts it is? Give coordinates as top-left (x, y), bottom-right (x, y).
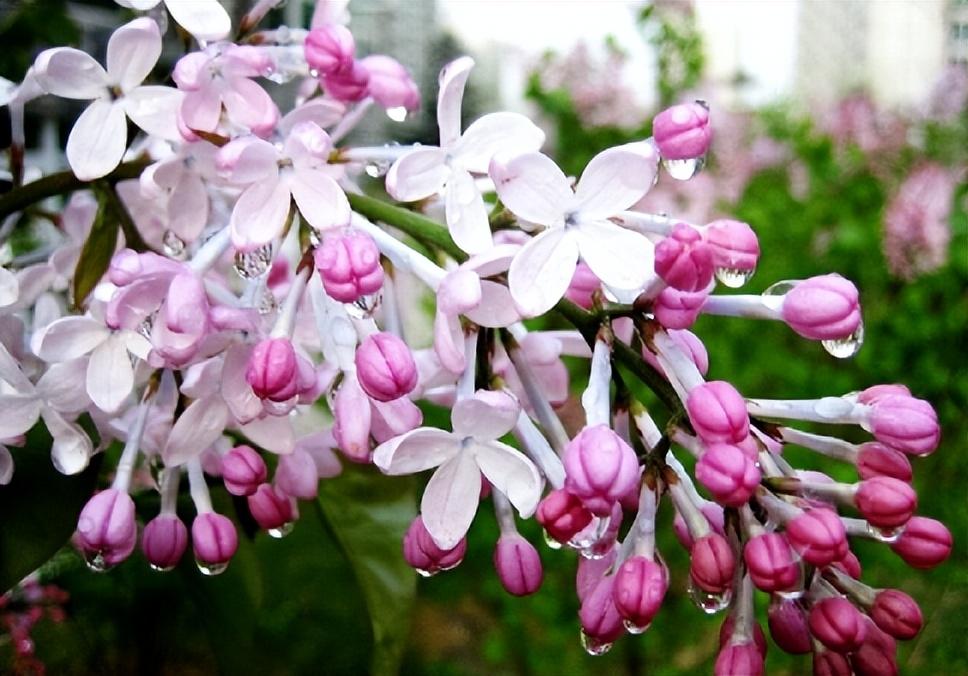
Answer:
top-left (149, 563), bottom-right (176, 573)
top-left (775, 587), bottom-right (806, 601)
top-left (579, 545), bottom-right (610, 561)
top-left (344, 292), bottom-right (382, 318)
top-left (579, 630), bottom-right (613, 656)
top-left (386, 106), bottom-right (408, 122)
top-left (687, 582), bottom-right (732, 614)
top-left (196, 559), bottom-right (229, 576)
top-left (415, 567), bottom-right (437, 578)
top-left (162, 230), bottom-right (186, 259)
top-left (267, 522), bottom-right (294, 539)
top-left (763, 279), bottom-right (799, 296)
top-left (542, 529), bottom-right (563, 550)
top-left (662, 156), bottom-right (704, 181)
top-left (866, 522), bottom-right (905, 543)
top-left (821, 322), bottom-right (865, 359)
top-left (84, 550), bottom-right (110, 573)
top-left (439, 558), bottom-right (463, 572)
top-left (715, 267), bottom-right (756, 288)
top-left (364, 159), bottom-right (391, 178)
top-left (258, 289), bottom-right (278, 316)
top-left (235, 244), bottom-right (273, 279)
top-left (623, 619), bottom-right (651, 635)
top-left (308, 68), bottom-right (319, 78)
top-left (138, 315), bottom-right (154, 340)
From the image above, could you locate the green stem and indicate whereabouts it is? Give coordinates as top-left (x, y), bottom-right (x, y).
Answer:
top-left (347, 192), bottom-right (467, 262)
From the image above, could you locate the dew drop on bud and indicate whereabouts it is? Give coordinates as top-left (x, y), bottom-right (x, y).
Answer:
top-left (386, 106), bottom-right (408, 122)
top-left (149, 562), bottom-right (177, 573)
top-left (763, 279), bottom-right (799, 296)
top-left (258, 288), bottom-right (278, 316)
top-left (542, 529), bottom-right (563, 550)
top-left (235, 244), bottom-right (273, 279)
top-left (662, 156), bottom-right (704, 181)
top-left (84, 550), bottom-right (110, 573)
top-left (866, 521), bottom-right (905, 543)
top-left (196, 559), bottom-right (229, 576)
top-left (162, 230), bottom-right (186, 259)
top-left (344, 292), bottom-right (382, 319)
top-left (821, 322), bottom-right (865, 359)
top-left (267, 522), bottom-right (295, 539)
top-left (579, 546), bottom-right (609, 561)
top-left (624, 619), bottom-right (652, 635)
top-left (308, 68), bottom-right (319, 78)
top-left (579, 630), bottom-right (614, 656)
top-left (715, 267), bottom-right (756, 288)
top-left (775, 588), bottom-right (807, 601)
top-left (415, 567), bottom-right (437, 578)
top-left (364, 160), bottom-right (391, 178)
top-left (687, 581), bottom-right (733, 614)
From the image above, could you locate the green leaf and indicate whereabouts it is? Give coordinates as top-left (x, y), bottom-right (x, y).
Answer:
top-left (0, 423), bottom-right (102, 592)
top-left (72, 187), bottom-right (119, 309)
top-left (317, 466), bottom-right (417, 676)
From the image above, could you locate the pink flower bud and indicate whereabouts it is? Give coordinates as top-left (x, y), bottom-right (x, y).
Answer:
top-left (275, 448), bottom-right (320, 500)
top-left (493, 533), bottom-right (543, 596)
top-left (220, 445), bottom-right (267, 496)
top-left (890, 516), bottom-right (952, 569)
top-left (868, 394), bottom-right (940, 456)
top-left (855, 442), bottom-right (912, 482)
top-left (855, 476), bottom-right (917, 529)
top-left (360, 55), bottom-right (420, 112)
top-left (403, 515), bottom-right (466, 574)
top-left (780, 274), bottom-right (861, 341)
top-left (141, 514), bottom-right (188, 571)
top-left (315, 230), bottom-right (384, 303)
top-left (192, 513), bottom-right (238, 568)
top-left (332, 376), bottom-right (372, 463)
top-left (768, 599), bottom-right (812, 654)
top-left (576, 546), bottom-right (617, 602)
top-left (814, 648), bottom-right (852, 676)
top-left (643, 328), bottom-right (710, 378)
top-left (535, 489), bottom-right (593, 544)
top-left (689, 533), bottom-right (735, 593)
top-left (612, 556), bottom-right (667, 628)
top-left (704, 219), bottom-right (760, 273)
top-left (832, 550), bottom-right (862, 579)
top-left (654, 223), bottom-right (714, 292)
top-left (809, 597), bottom-right (868, 653)
top-left (304, 25), bottom-right (355, 77)
top-left (718, 615), bottom-right (768, 656)
top-left (695, 443), bottom-right (760, 507)
top-left (686, 381), bottom-right (749, 444)
top-left (850, 619), bottom-right (898, 676)
top-left (247, 484), bottom-right (295, 531)
top-left (653, 101), bottom-right (711, 160)
top-left (579, 574), bottom-right (624, 643)
top-left (744, 533), bottom-right (799, 592)
top-left (564, 262), bottom-right (600, 309)
top-left (857, 384), bottom-right (911, 404)
top-left (785, 508), bottom-right (848, 567)
top-left (76, 489), bottom-right (137, 568)
top-left (654, 286), bottom-right (708, 329)
top-left (355, 332), bottom-right (418, 402)
top-left (322, 60), bottom-right (370, 102)
top-left (246, 338), bottom-right (299, 402)
top-left (563, 424), bottom-right (640, 516)
top-left (870, 589), bottom-right (922, 640)
top-left (673, 501), bottom-right (725, 549)
top-left (714, 642), bottom-right (764, 676)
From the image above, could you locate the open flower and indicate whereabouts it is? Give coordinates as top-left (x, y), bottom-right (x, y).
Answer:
top-left (115, 0), bottom-right (230, 42)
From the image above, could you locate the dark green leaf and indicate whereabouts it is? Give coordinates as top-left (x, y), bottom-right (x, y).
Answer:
top-left (72, 187), bottom-right (119, 309)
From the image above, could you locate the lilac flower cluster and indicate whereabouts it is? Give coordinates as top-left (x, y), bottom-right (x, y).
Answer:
top-left (0, 1), bottom-right (952, 673)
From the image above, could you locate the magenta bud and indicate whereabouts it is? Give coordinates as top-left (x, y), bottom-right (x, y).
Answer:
top-left (809, 597), bottom-right (868, 653)
top-left (564, 262), bottom-right (600, 309)
top-left (246, 338), bottom-right (299, 402)
top-left (857, 384), bottom-right (911, 404)
top-left (274, 448), bottom-right (320, 500)
top-left (612, 556), bottom-right (667, 628)
top-left (744, 533), bottom-right (799, 592)
top-left (832, 550), bottom-right (862, 579)
top-left (686, 381), bottom-right (750, 445)
top-left (850, 619), bottom-right (899, 676)
top-left (247, 484), bottom-right (295, 532)
top-left (785, 507), bottom-right (848, 567)
top-left (890, 516), bottom-right (952, 569)
top-left (322, 60), bottom-right (370, 102)
top-left (576, 546), bottom-right (617, 602)
top-left (359, 55), bottom-right (420, 112)
top-left (868, 394), bottom-right (940, 456)
top-left (355, 332), bottom-right (418, 402)
top-left (704, 219), bottom-right (759, 273)
top-left (870, 589), bottom-right (922, 640)
top-left (221, 445), bottom-right (267, 496)
top-left (689, 533), bottom-right (735, 593)
top-left (780, 274), bottom-right (862, 341)
top-left (493, 533), bottom-right (543, 596)
top-left (535, 489), bottom-right (593, 544)
top-left (315, 230), bottom-right (384, 303)
top-left (855, 476), bottom-right (917, 529)
top-left (718, 615), bottom-right (768, 657)
top-left (191, 513), bottom-right (238, 568)
top-left (304, 24), bottom-right (355, 77)
top-left (653, 101), bottom-right (711, 160)
top-left (141, 514), bottom-right (188, 571)
top-left (644, 328), bottom-right (710, 378)
top-left (76, 489), bottom-right (137, 568)
top-left (563, 424), bottom-right (640, 517)
top-left (695, 443), bottom-right (760, 507)
top-left (403, 515), bottom-right (466, 574)
top-left (714, 642), bottom-right (764, 676)
top-left (579, 574), bottom-right (624, 643)
top-left (654, 286), bottom-right (708, 329)
top-left (768, 599), bottom-right (812, 654)
top-left (856, 442), bottom-right (912, 482)
top-left (813, 647), bottom-right (852, 676)
top-left (654, 223), bottom-right (714, 292)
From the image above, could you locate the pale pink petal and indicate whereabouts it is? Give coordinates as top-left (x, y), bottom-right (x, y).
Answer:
top-left (289, 169), bottom-right (351, 232)
top-left (436, 56), bottom-right (475, 148)
top-left (66, 100), bottom-right (127, 181)
top-left (507, 228), bottom-right (579, 317)
top-left (0, 445), bottom-right (12, 484)
top-left (295, 430), bottom-right (343, 478)
top-left (87, 333), bottom-right (133, 412)
top-left (34, 47), bottom-right (108, 99)
top-left (454, 112), bottom-right (545, 173)
top-left (373, 427), bottom-right (458, 474)
top-left (123, 85), bottom-right (183, 141)
top-left (11, 264), bottom-right (56, 310)
top-left (222, 77), bottom-right (279, 135)
top-left (36, 359), bottom-right (91, 415)
top-left (238, 415), bottom-right (295, 454)
top-left (221, 344), bottom-right (262, 424)
top-left (180, 356), bottom-right (222, 399)
top-left (164, 0), bottom-right (231, 41)
top-left (217, 136), bottom-right (279, 185)
top-left (445, 168), bottom-right (491, 255)
top-left (41, 408), bottom-right (92, 475)
top-left (180, 87), bottom-right (222, 133)
top-left (0, 395), bottom-right (42, 438)
top-left (490, 152), bottom-right (572, 226)
top-left (574, 142), bottom-right (659, 219)
top-left (283, 121), bottom-right (331, 169)
top-left (168, 173), bottom-right (209, 242)
top-left (432, 310), bottom-right (466, 374)
top-left (32, 316), bottom-right (108, 362)
top-left (370, 397), bottom-right (423, 444)
top-left (452, 390), bottom-right (520, 440)
top-left (122, 330), bottom-right (152, 361)
top-left (163, 395), bottom-right (229, 466)
top-left (229, 177), bottom-right (292, 251)
top-left (0, 341), bottom-right (33, 392)
top-left (280, 98), bottom-right (346, 134)
top-left (576, 220), bottom-right (654, 295)
top-left (465, 280), bottom-right (520, 328)
top-left (462, 243), bottom-right (518, 278)
top-left (0, 267), bottom-right (18, 308)
top-left (116, 0), bottom-right (161, 10)
top-left (106, 17), bottom-right (161, 92)
top-left (473, 440), bottom-right (542, 517)
top-left (420, 451), bottom-right (481, 549)
top-left (385, 147), bottom-right (449, 202)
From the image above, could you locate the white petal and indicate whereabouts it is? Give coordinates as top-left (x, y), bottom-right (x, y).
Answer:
top-left (436, 56), bottom-right (475, 148)
top-left (163, 395), bottom-right (229, 466)
top-left (87, 333), bottom-right (133, 413)
top-left (0, 340), bottom-right (33, 392)
top-left (41, 408), bottom-right (92, 475)
top-left (385, 147), bottom-right (448, 202)
top-left (465, 280), bottom-right (520, 328)
top-left (229, 177), bottom-right (292, 251)
top-left (473, 440), bottom-right (542, 517)
top-left (66, 100), bottom-right (127, 181)
top-left (0, 395), bottom-right (42, 438)
top-left (32, 316), bottom-right (108, 362)
top-left (164, 0), bottom-right (231, 41)
top-left (454, 112), bottom-right (545, 174)
top-left (167, 173), bottom-right (209, 242)
top-left (220, 344), bottom-right (262, 424)
top-left (11, 264), bottom-right (56, 311)
top-left (432, 310), bottom-right (466, 374)
top-left (373, 427), bottom-right (459, 475)
top-left (0, 445), bottom-right (12, 484)
top-left (420, 452), bottom-right (481, 550)
top-left (0, 267), bottom-right (18, 308)
top-left (452, 390), bottom-right (520, 440)
top-left (507, 228), bottom-right (579, 317)
top-left (280, 99), bottom-right (346, 134)
top-left (574, 142), bottom-right (659, 219)
top-left (238, 415), bottom-right (295, 455)
top-left (123, 86), bottom-right (183, 141)
top-left (34, 47), bottom-right (107, 99)
top-left (289, 169), bottom-right (351, 232)
top-left (445, 168), bottom-right (492, 255)
top-left (576, 221), bottom-right (654, 294)
top-left (107, 17), bottom-right (161, 92)
top-left (36, 359), bottom-right (91, 415)
top-left (489, 152), bottom-right (572, 226)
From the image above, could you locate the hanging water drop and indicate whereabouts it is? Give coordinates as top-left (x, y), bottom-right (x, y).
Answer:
top-left (386, 106), bottom-right (408, 122)
top-left (715, 267), bottom-right (756, 288)
top-left (268, 522), bottom-right (295, 539)
top-left (821, 322), bottom-right (865, 359)
top-left (687, 581), bottom-right (733, 614)
top-left (364, 160), bottom-right (391, 178)
top-left (542, 529), bottom-right (563, 550)
top-left (234, 244), bottom-right (273, 279)
top-left (775, 587), bottom-right (807, 601)
top-left (162, 230), bottom-right (186, 259)
top-left (258, 288), bottom-right (278, 316)
top-left (663, 156), bottom-right (704, 181)
top-left (623, 619), bottom-right (651, 635)
top-left (867, 522), bottom-right (905, 543)
top-left (344, 291), bottom-right (382, 319)
top-left (415, 567), bottom-right (437, 578)
top-left (579, 630), bottom-right (613, 656)
top-left (196, 559), bottom-right (230, 576)
top-left (763, 279), bottom-right (799, 296)
top-left (149, 562), bottom-right (176, 573)
top-left (84, 550), bottom-right (110, 573)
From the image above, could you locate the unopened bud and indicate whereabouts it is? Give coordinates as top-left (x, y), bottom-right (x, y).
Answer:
top-left (714, 641), bottom-right (764, 676)
top-left (76, 489), bottom-right (137, 568)
top-left (785, 507), bottom-right (848, 567)
top-left (781, 274), bottom-right (861, 341)
top-left (655, 223), bottom-right (714, 292)
top-left (247, 484), bottom-right (295, 532)
top-left (579, 574), bottom-right (624, 642)
top-left (612, 555), bottom-right (667, 628)
top-left (653, 101), bottom-right (711, 160)
top-left (192, 513), bottom-right (238, 568)
top-left (221, 445), bottom-right (267, 496)
top-left (304, 24), bottom-right (355, 77)
top-left (695, 443), bottom-right (760, 507)
top-left (360, 55), bottom-right (420, 112)
top-left (654, 286), bottom-right (708, 329)
top-left (868, 394), bottom-right (940, 456)
top-left (315, 229), bottom-right (384, 303)
top-left (494, 533), bottom-right (543, 596)
top-left (704, 219), bottom-right (759, 274)
top-left (141, 514), bottom-right (188, 571)
top-left (355, 332), bottom-right (418, 402)
top-left (890, 516), bottom-right (952, 569)
top-left (855, 442), bottom-right (912, 482)
top-left (808, 597), bottom-right (868, 653)
top-left (870, 589), bottom-right (922, 640)
top-left (535, 489), bottom-right (593, 544)
top-left (687, 381), bottom-right (750, 444)
top-left (246, 338), bottom-right (299, 402)
top-left (768, 598), bottom-right (812, 654)
top-left (744, 532), bottom-right (799, 592)
top-left (403, 515), bottom-right (466, 574)
top-left (689, 533), bottom-right (735, 593)
top-left (563, 424), bottom-right (639, 516)
top-left (854, 476), bottom-right (917, 529)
